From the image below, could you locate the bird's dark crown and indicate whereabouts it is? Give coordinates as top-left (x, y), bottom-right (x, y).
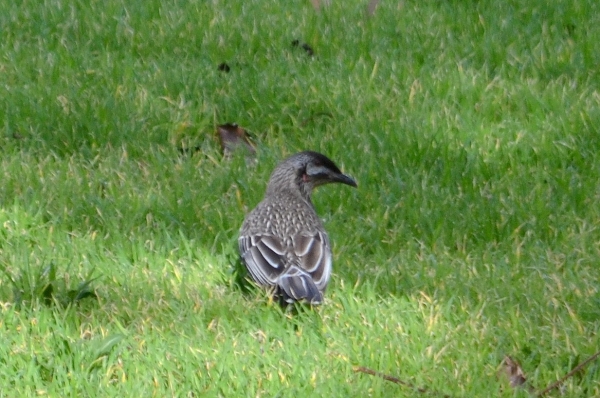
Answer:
top-left (266, 151), bottom-right (356, 199)
top-left (297, 151), bottom-right (343, 174)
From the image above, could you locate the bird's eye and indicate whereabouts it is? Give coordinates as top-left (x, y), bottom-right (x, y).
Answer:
top-left (298, 166), bottom-right (309, 182)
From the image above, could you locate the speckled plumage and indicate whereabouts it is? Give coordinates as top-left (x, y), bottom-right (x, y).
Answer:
top-left (239, 151), bottom-right (356, 305)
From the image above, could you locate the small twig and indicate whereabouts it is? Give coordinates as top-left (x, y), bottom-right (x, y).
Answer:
top-left (354, 366), bottom-right (416, 388)
top-left (354, 366), bottom-right (450, 397)
top-left (535, 349), bottom-right (600, 396)
top-left (356, 349), bottom-right (600, 396)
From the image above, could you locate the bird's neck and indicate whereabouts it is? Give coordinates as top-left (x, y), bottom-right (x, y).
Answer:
top-left (266, 185), bottom-right (314, 207)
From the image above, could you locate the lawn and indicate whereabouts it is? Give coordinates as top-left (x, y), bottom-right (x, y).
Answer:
top-left (1, 0), bottom-right (599, 396)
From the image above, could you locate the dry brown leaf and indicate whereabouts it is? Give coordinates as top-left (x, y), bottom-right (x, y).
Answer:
top-left (292, 39), bottom-right (314, 57)
top-left (500, 355), bottom-right (528, 388)
top-left (217, 62), bottom-right (230, 73)
top-left (366, 0), bottom-right (380, 16)
top-left (216, 123), bottom-right (256, 159)
top-left (309, 0), bottom-right (330, 11)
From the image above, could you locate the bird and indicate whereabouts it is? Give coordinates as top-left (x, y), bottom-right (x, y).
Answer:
top-left (238, 151), bottom-right (357, 305)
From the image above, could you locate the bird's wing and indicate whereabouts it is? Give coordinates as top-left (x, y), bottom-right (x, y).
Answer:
top-left (238, 234), bottom-right (287, 287)
top-left (292, 231), bottom-right (332, 291)
top-left (239, 230), bottom-right (332, 292)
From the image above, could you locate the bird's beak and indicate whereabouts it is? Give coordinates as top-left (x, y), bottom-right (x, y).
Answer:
top-left (334, 173), bottom-right (357, 188)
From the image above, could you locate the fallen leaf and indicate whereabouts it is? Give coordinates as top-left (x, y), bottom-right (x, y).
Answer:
top-left (367, 0), bottom-right (379, 17)
top-left (309, 0), bottom-right (322, 11)
top-left (292, 39), bottom-right (314, 57)
top-left (366, 0), bottom-right (379, 16)
top-left (216, 123), bottom-right (256, 159)
top-left (500, 355), bottom-right (528, 388)
top-left (218, 62), bottom-right (231, 72)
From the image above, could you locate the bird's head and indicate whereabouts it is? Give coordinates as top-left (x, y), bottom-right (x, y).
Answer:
top-left (266, 151), bottom-right (357, 199)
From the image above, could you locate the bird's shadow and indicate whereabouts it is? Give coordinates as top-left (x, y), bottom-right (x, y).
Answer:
top-left (226, 249), bottom-right (254, 295)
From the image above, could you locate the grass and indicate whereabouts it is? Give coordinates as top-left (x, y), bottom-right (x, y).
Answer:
top-left (1, 0), bottom-right (599, 396)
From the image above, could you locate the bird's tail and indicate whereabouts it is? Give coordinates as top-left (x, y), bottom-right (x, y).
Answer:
top-left (277, 267), bottom-right (323, 305)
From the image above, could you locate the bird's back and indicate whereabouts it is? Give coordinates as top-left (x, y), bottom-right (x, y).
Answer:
top-left (241, 192), bottom-right (323, 237)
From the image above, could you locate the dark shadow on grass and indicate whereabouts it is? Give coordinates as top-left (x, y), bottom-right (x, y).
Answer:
top-left (1, 262), bottom-right (100, 310)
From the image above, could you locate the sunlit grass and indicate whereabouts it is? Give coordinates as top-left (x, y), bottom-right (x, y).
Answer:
top-left (1, 0), bottom-right (599, 396)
